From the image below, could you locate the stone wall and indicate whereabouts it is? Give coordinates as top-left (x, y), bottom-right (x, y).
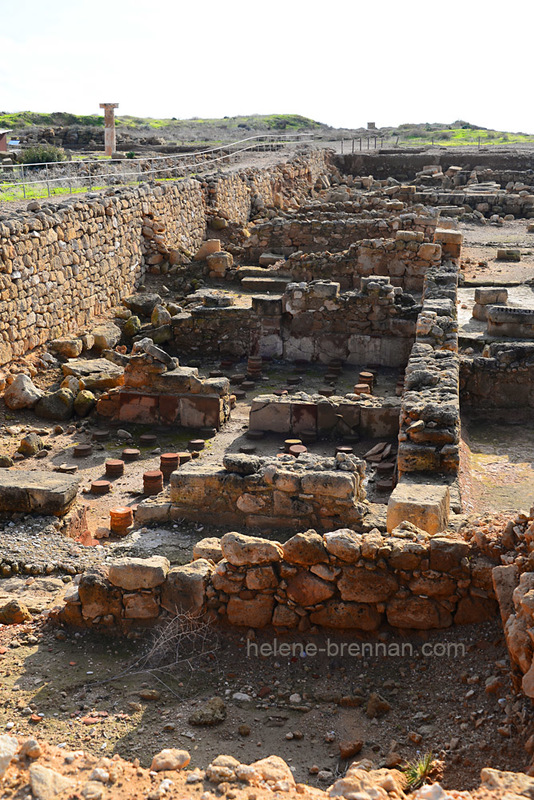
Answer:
top-left (460, 342), bottom-right (534, 413)
top-left (137, 452), bottom-right (368, 532)
top-left (170, 277), bottom-right (419, 363)
top-left (337, 150), bottom-right (534, 183)
top-left (0, 182), bottom-right (197, 362)
top-left (242, 212), bottom-right (438, 261)
top-left (397, 260), bottom-right (460, 477)
top-left (387, 259), bottom-right (461, 535)
top-left (246, 231), bottom-right (441, 293)
top-left (58, 526), bottom-right (497, 634)
top-left (249, 392), bottom-right (401, 439)
top-left (97, 348), bottom-right (231, 428)
top-left (205, 151), bottom-right (332, 225)
top-left (414, 189), bottom-right (534, 219)
top-left (0, 151), bottom-right (332, 365)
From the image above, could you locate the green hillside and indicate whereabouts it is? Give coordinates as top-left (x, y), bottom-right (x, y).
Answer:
top-left (0, 111), bottom-right (324, 131)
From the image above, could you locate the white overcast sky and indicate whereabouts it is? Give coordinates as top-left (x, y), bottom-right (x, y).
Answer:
top-left (1, 0), bottom-right (532, 133)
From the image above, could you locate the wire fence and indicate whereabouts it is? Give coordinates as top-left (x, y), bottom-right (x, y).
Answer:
top-left (0, 133), bottom-right (314, 203)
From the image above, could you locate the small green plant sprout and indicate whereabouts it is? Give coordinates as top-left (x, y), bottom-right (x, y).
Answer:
top-left (403, 751), bottom-right (436, 791)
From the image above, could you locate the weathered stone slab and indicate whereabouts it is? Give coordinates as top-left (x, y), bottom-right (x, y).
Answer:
top-left (387, 480), bottom-right (450, 535)
top-left (108, 556), bottom-right (170, 590)
top-left (62, 358), bottom-right (124, 389)
top-left (0, 470), bottom-right (79, 514)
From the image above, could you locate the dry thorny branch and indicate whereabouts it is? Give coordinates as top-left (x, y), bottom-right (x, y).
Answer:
top-left (84, 610), bottom-right (220, 694)
top-left (139, 609), bottom-right (220, 674)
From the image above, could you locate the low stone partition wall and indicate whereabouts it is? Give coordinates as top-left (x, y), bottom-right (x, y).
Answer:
top-left (460, 342), bottom-right (534, 412)
top-left (275, 279), bottom-right (417, 364)
top-left (171, 277), bottom-right (419, 363)
top-left (289, 194), bottom-right (409, 216)
top-left (388, 259), bottom-right (461, 534)
top-left (249, 392), bottom-right (401, 439)
top-left (97, 344), bottom-right (231, 428)
top-left (245, 231), bottom-right (442, 294)
top-left (414, 188), bottom-right (534, 219)
top-left (143, 452), bottom-right (368, 532)
top-left (396, 343), bottom-right (460, 476)
top-left (397, 259), bottom-right (460, 477)
top-left (58, 526), bottom-right (498, 633)
top-left (242, 212), bottom-right (438, 261)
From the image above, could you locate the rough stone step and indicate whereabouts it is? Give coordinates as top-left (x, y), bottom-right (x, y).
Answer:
top-left (0, 470), bottom-right (80, 514)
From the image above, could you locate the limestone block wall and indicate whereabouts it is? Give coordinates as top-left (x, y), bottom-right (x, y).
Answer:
top-left (58, 527), bottom-right (498, 634)
top-left (142, 452), bottom-right (368, 532)
top-left (276, 279), bottom-right (417, 364)
top-left (0, 152), bottom-right (332, 366)
top-left (205, 151), bottom-right (332, 224)
top-left (460, 342), bottom-right (534, 412)
top-left (266, 232), bottom-right (441, 293)
top-left (170, 278), bottom-right (418, 363)
top-left (337, 150), bottom-right (534, 185)
top-left (0, 180), bottom-right (205, 364)
top-left (243, 213), bottom-right (438, 261)
top-left (249, 393), bottom-right (401, 439)
top-left (414, 189), bottom-right (534, 219)
top-left (397, 261), bottom-right (460, 477)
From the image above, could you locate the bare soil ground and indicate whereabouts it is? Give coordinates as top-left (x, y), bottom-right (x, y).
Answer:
top-left (458, 217), bottom-right (534, 514)
top-left (460, 219), bottom-right (534, 285)
top-left (0, 617), bottom-right (529, 791)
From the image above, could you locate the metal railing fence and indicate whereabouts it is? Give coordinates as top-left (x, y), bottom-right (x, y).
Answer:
top-left (0, 133), bottom-right (314, 202)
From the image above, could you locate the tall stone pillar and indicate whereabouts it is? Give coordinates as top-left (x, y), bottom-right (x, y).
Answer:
top-left (99, 103), bottom-right (119, 157)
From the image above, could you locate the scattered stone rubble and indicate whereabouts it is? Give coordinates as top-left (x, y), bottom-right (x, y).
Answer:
top-left (1, 733), bottom-right (533, 800)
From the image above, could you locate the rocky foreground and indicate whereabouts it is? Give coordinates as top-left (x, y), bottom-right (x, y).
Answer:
top-left (1, 734), bottom-right (533, 800)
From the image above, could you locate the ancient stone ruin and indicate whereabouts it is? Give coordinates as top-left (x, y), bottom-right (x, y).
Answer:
top-left (3, 145), bottom-right (534, 797)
